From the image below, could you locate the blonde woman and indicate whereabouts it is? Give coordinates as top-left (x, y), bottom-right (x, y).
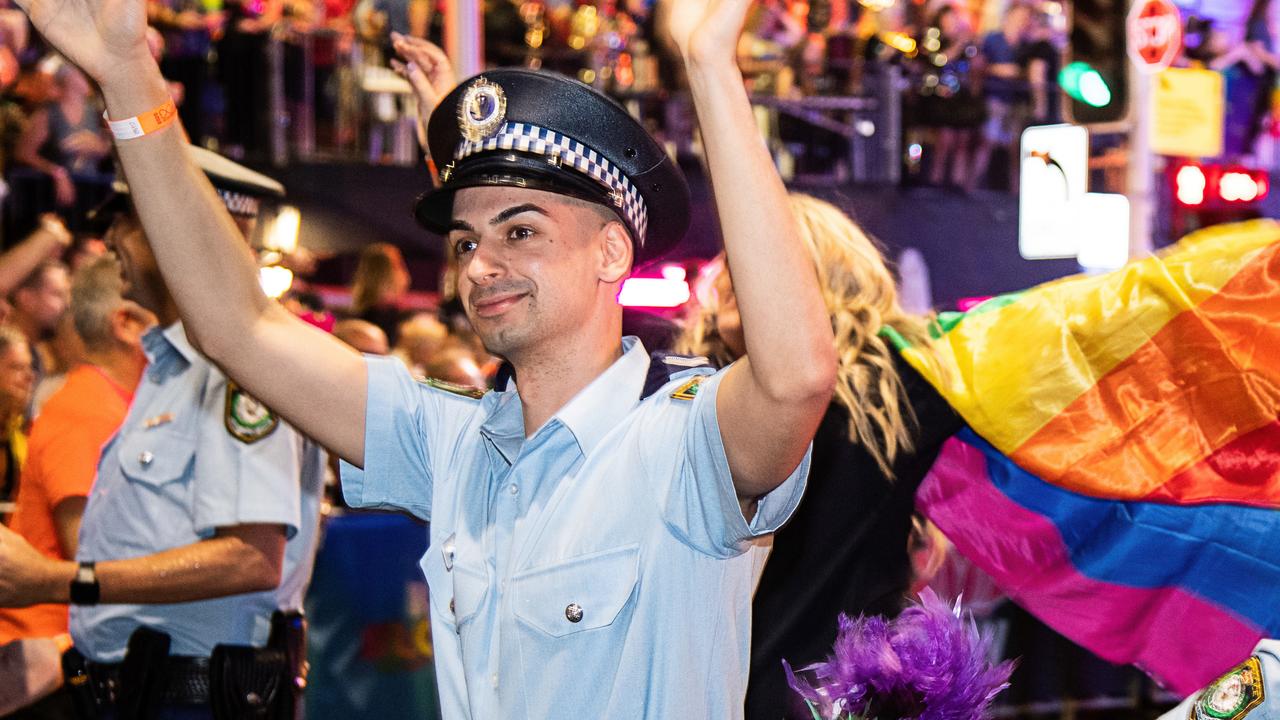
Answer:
top-left (678, 194), bottom-right (963, 720)
top-left (349, 241), bottom-right (411, 346)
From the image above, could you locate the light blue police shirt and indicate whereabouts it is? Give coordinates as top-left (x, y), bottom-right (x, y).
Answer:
top-left (341, 337), bottom-right (809, 719)
top-left (1160, 640), bottom-right (1280, 720)
top-left (71, 322), bottom-right (325, 662)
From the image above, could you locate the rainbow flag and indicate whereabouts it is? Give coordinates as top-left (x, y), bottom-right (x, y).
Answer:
top-left (892, 220), bottom-right (1280, 694)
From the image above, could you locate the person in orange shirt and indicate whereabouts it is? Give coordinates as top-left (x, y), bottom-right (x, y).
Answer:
top-left (0, 254), bottom-right (153, 717)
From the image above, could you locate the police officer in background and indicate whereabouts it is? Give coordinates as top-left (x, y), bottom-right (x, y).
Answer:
top-left (0, 147), bottom-right (324, 720)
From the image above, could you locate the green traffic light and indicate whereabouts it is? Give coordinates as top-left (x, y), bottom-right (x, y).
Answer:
top-left (1060, 61), bottom-right (1113, 108)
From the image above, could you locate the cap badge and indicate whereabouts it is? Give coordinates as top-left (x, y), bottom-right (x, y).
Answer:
top-left (458, 77), bottom-right (507, 143)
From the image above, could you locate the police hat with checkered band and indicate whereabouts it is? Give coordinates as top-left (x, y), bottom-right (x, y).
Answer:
top-left (415, 68), bottom-right (691, 263)
top-left (89, 145), bottom-right (285, 226)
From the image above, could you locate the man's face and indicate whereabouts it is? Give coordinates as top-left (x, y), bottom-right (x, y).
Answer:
top-left (103, 213), bottom-right (164, 313)
top-left (448, 186), bottom-right (622, 358)
top-left (0, 340), bottom-right (33, 407)
top-left (16, 266), bottom-right (70, 332)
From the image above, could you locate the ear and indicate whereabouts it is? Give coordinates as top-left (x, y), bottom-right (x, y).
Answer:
top-left (597, 221), bottom-right (633, 284)
top-left (111, 305), bottom-right (149, 346)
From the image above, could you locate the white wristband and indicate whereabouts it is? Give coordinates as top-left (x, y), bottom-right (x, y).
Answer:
top-left (103, 99), bottom-right (179, 141)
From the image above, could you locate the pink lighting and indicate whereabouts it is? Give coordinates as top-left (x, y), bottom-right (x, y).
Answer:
top-left (618, 277), bottom-right (691, 308)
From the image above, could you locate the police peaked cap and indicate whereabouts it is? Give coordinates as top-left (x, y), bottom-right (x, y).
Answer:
top-left (415, 68), bottom-right (691, 263)
top-left (90, 145), bottom-right (286, 224)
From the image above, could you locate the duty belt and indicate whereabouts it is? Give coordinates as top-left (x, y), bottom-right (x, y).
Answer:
top-left (84, 655), bottom-right (212, 706)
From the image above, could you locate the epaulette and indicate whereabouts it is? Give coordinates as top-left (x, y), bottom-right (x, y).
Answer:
top-left (420, 377), bottom-right (486, 400)
top-left (641, 352), bottom-right (714, 400)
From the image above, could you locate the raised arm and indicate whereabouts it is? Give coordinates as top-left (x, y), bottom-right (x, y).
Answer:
top-left (665, 0), bottom-right (836, 502)
top-left (0, 215), bottom-right (70, 296)
top-left (16, 0), bottom-right (369, 464)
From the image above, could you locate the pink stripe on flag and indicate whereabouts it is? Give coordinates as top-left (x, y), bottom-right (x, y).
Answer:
top-left (918, 437), bottom-right (1262, 694)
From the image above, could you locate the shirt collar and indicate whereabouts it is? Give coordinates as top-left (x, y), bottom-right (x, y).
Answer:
top-left (479, 336), bottom-right (651, 460)
top-left (142, 321), bottom-right (199, 379)
top-left (553, 336), bottom-right (649, 455)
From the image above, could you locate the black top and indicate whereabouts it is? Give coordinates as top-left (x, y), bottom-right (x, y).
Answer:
top-left (746, 353), bottom-right (964, 720)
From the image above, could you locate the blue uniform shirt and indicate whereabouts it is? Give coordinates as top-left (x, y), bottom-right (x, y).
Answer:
top-left (71, 322), bottom-right (325, 662)
top-left (341, 337), bottom-right (808, 719)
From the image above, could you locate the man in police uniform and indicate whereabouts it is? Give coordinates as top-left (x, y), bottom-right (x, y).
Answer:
top-left (0, 147), bottom-right (324, 719)
top-left (6, 0), bottom-right (839, 717)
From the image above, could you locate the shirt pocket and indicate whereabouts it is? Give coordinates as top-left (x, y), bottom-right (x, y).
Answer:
top-left (116, 429), bottom-right (196, 488)
top-left (420, 540), bottom-right (488, 634)
top-left (511, 544), bottom-right (639, 638)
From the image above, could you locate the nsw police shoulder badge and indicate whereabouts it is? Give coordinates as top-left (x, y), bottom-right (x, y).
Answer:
top-left (422, 377), bottom-right (486, 401)
top-left (670, 376), bottom-right (705, 401)
top-left (1191, 655), bottom-right (1265, 720)
top-left (225, 383), bottom-right (279, 444)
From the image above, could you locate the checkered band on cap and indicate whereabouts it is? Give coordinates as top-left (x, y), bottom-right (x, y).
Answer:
top-left (453, 122), bottom-right (649, 247)
top-left (216, 189), bottom-right (261, 217)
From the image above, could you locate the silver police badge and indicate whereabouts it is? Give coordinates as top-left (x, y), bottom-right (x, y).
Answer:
top-left (457, 77), bottom-right (507, 143)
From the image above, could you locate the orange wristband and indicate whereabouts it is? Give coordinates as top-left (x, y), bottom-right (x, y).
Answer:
top-left (103, 98), bottom-right (179, 141)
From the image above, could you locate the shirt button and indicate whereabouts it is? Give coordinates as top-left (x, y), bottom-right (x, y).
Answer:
top-left (138, 451), bottom-right (155, 467)
top-left (491, 673), bottom-right (499, 689)
top-left (508, 483), bottom-right (519, 495)
top-left (565, 603), bottom-right (584, 623)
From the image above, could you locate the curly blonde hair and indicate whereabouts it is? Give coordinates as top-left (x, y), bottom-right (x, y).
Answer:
top-left (677, 194), bottom-right (933, 476)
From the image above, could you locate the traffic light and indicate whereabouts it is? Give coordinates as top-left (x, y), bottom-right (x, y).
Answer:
top-left (1171, 162), bottom-right (1269, 236)
top-left (1065, 0), bottom-right (1129, 125)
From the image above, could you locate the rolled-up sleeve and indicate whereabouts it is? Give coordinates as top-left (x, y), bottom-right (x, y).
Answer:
top-left (340, 356), bottom-right (479, 521)
top-left (657, 370), bottom-right (810, 558)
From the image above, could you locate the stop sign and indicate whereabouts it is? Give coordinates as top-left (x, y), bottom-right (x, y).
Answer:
top-left (1127, 0), bottom-right (1182, 72)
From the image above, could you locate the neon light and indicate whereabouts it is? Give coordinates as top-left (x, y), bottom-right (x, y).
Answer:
top-left (618, 278), bottom-right (690, 308)
top-left (661, 265), bottom-right (687, 282)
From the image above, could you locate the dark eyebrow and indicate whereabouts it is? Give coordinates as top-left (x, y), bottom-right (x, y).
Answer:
top-left (491, 204), bottom-right (549, 226)
top-left (448, 219), bottom-right (476, 234)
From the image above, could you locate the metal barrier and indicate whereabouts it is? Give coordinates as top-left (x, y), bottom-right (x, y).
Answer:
top-left (257, 29), bottom-right (906, 182)
top-left (750, 65), bottom-right (903, 185)
top-left (262, 29), bottom-right (421, 167)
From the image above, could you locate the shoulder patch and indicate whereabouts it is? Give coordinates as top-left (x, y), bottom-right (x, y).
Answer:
top-left (422, 377), bottom-right (486, 400)
top-left (225, 383), bottom-right (279, 444)
top-left (1191, 655), bottom-right (1265, 720)
top-left (670, 375), bottom-right (706, 401)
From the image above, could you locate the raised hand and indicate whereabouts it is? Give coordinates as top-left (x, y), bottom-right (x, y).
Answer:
top-left (390, 32), bottom-right (456, 123)
top-left (662, 0), bottom-right (753, 64)
top-left (15, 0), bottom-right (151, 86)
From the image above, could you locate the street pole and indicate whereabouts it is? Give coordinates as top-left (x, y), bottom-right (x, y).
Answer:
top-left (445, 0), bottom-right (485, 79)
top-left (1127, 69), bottom-right (1155, 258)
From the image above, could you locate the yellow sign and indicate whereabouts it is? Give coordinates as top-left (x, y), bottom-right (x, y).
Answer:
top-left (1151, 68), bottom-right (1224, 158)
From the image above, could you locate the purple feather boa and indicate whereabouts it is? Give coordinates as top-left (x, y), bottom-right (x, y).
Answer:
top-left (785, 589), bottom-right (1014, 720)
